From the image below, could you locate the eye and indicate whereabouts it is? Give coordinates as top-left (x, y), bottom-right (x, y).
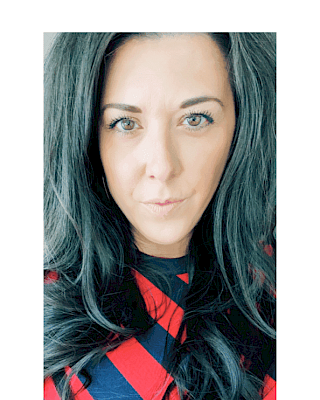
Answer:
top-left (121, 119), bottom-right (136, 130)
top-left (181, 112), bottom-right (214, 131)
top-left (185, 115), bottom-right (205, 127)
top-left (108, 117), bottom-right (139, 133)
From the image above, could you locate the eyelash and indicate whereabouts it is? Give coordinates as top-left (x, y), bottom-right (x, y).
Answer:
top-left (106, 110), bottom-right (214, 133)
top-left (107, 114), bottom-right (136, 130)
top-left (180, 110), bottom-right (214, 131)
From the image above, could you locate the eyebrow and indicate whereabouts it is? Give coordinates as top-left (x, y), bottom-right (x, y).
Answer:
top-left (179, 96), bottom-right (224, 109)
top-left (101, 96), bottom-right (224, 114)
top-left (101, 103), bottom-right (142, 113)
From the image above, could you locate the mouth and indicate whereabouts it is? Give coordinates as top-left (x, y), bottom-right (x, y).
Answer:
top-left (144, 198), bottom-right (184, 205)
top-left (142, 199), bottom-right (185, 217)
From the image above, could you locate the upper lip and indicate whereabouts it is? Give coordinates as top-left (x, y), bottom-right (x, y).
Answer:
top-left (144, 198), bottom-right (185, 205)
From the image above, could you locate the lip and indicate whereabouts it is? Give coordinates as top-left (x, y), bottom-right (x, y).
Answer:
top-left (142, 198), bottom-right (185, 217)
top-left (144, 198), bottom-right (184, 205)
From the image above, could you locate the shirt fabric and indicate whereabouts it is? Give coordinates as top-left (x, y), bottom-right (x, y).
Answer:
top-left (44, 253), bottom-right (276, 400)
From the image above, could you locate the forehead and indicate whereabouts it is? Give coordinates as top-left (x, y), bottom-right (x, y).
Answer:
top-left (103, 34), bottom-right (230, 109)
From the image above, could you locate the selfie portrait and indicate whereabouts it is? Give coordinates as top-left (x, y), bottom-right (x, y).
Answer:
top-left (44, 32), bottom-right (276, 400)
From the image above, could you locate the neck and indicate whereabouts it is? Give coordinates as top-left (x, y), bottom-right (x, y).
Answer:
top-left (134, 230), bottom-right (191, 259)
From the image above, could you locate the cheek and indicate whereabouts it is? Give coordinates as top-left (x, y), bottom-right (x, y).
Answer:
top-left (185, 132), bottom-right (232, 198)
top-left (100, 139), bottom-right (137, 198)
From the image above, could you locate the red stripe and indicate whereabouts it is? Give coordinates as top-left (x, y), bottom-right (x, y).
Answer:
top-left (263, 385), bottom-right (276, 400)
top-left (44, 376), bottom-right (61, 400)
top-left (44, 271), bottom-right (59, 284)
top-left (169, 385), bottom-right (181, 400)
top-left (177, 273), bottom-right (189, 284)
top-left (107, 336), bottom-right (174, 400)
top-left (65, 367), bottom-right (95, 400)
top-left (181, 325), bottom-right (187, 343)
top-left (133, 271), bottom-right (185, 339)
top-left (263, 244), bottom-right (274, 257)
top-left (261, 374), bottom-right (276, 399)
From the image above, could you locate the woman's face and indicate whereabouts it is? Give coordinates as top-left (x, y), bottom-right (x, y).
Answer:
top-left (99, 34), bottom-right (235, 258)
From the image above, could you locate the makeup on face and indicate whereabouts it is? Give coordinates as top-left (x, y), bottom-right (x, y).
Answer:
top-left (99, 34), bottom-right (235, 258)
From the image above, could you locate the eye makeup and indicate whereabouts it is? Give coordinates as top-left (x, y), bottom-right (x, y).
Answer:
top-left (179, 110), bottom-right (214, 131)
top-left (103, 109), bottom-right (215, 135)
top-left (106, 114), bottom-right (139, 130)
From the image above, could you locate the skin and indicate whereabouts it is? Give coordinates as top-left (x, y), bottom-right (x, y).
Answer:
top-left (99, 34), bottom-right (235, 258)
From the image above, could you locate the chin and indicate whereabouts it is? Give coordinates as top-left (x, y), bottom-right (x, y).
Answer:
top-left (137, 224), bottom-right (192, 251)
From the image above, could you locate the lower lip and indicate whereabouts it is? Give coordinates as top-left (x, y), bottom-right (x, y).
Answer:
top-left (142, 200), bottom-right (185, 217)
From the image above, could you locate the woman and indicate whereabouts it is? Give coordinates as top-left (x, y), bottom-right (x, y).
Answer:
top-left (44, 33), bottom-right (276, 400)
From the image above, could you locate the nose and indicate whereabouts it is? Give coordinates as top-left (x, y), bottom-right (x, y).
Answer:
top-left (144, 125), bottom-right (181, 182)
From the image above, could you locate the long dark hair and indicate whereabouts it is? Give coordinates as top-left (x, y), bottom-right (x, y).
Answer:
top-left (44, 32), bottom-right (276, 400)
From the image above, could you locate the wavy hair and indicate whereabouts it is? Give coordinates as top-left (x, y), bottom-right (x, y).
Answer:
top-left (44, 32), bottom-right (276, 400)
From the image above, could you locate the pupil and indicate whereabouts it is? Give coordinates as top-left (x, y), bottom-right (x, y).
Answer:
top-left (122, 119), bottom-right (133, 130)
top-left (189, 116), bottom-right (201, 126)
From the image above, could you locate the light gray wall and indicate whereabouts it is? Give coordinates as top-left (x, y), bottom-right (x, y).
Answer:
top-left (44, 32), bottom-right (58, 59)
